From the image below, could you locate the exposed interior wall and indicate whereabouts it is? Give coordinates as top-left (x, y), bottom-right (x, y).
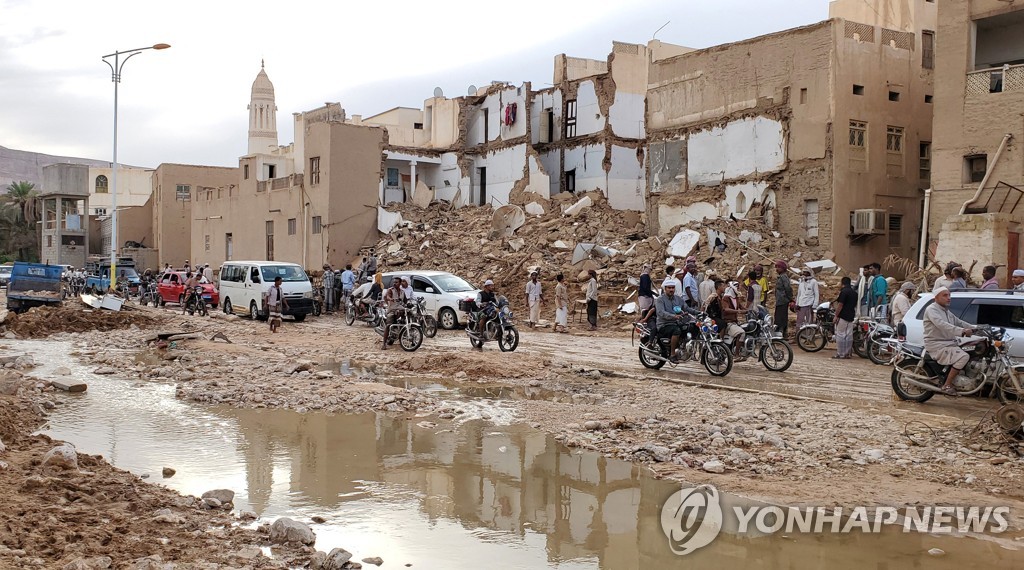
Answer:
top-left (686, 117), bottom-right (786, 185)
top-left (934, 213), bottom-right (1024, 283)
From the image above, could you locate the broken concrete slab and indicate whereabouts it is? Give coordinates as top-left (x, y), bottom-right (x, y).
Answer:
top-left (619, 302), bottom-right (637, 314)
top-left (525, 202), bottom-right (545, 216)
top-left (552, 240), bottom-right (570, 250)
top-left (412, 180), bottom-right (433, 209)
top-left (562, 196), bottom-right (593, 217)
top-left (805, 259), bottom-right (838, 272)
top-left (508, 238), bottom-right (526, 252)
top-left (377, 207), bottom-right (405, 234)
top-left (51, 378), bottom-right (87, 393)
top-left (666, 229), bottom-right (701, 258)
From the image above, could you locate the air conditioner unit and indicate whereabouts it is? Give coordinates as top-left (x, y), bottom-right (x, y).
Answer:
top-left (851, 209), bottom-right (886, 235)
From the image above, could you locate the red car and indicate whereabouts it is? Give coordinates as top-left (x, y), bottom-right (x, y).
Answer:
top-left (157, 271), bottom-right (219, 307)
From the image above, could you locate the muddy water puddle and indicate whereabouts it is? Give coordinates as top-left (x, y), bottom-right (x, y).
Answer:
top-left (13, 340), bottom-right (1022, 568)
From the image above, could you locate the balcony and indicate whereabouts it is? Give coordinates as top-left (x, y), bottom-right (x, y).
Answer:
top-left (966, 64), bottom-right (1024, 97)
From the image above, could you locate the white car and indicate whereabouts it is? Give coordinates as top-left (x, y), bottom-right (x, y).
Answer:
top-left (902, 289), bottom-right (1024, 358)
top-left (382, 270), bottom-right (480, 329)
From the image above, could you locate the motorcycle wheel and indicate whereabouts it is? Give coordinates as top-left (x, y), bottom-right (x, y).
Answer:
top-left (996, 374), bottom-right (1024, 404)
top-left (853, 329), bottom-right (869, 358)
top-left (701, 343), bottom-right (733, 377)
top-left (186, 301), bottom-right (196, 316)
top-left (638, 345), bottom-right (666, 370)
top-left (199, 301), bottom-right (208, 317)
top-left (890, 357), bottom-right (934, 403)
top-left (399, 327), bottom-right (423, 352)
top-left (469, 334), bottom-right (484, 349)
top-left (867, 338), bottom-right (894, 365)
top-left (760, 339), bottom-right (793, 372)
top-left (498, 326), bottom-right (519, 352)
top-left (345, 304), bottom-right (356, 326)
top-left (796, 326), bottom-right (827, 352)
top-left (313, 300), bottom-right (322, 317)
top-left (424, 316), bottom-right (438, 338)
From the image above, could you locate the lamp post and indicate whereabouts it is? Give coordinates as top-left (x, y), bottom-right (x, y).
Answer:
top-left (101, 43), bottom-right (169, 291)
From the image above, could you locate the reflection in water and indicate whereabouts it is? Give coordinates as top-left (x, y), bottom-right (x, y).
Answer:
top-left (20, 339), bottom-right (1020, 569)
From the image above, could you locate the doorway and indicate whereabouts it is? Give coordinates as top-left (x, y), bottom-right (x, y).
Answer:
top-left (225, 233), bottom-right (233, 261)
top-left (478, 167), bottom-right (487, 206)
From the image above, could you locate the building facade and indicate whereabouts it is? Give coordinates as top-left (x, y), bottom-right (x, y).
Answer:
top-left (151, 163), bottom-right (239, 268)
top-left (646, 0), bottom-right (936, 271)
top-left (87, 166), bottom-right (153, 217)
top-left (928, 0), bottom-right (1024, 279)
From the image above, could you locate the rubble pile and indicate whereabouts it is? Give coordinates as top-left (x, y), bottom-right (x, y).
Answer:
top-left (375, 191), bottom-right (838, 317)
top-left (1, 305), bottom-right (156, 338)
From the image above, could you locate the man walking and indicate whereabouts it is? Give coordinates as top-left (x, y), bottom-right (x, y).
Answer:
top-left (682, 263), bottom-right (700, 309)
top-left (322, 264), bottom-right (335, 313)
top-left (795, 267), bottom-right (819, 330)
top-left (265, 276), bottom-right (288, 333)
top-left (525, 271), bottom-right (543, 328)
top-left (699, 269), bottom-right (717, 310)
top-left (773, 261), bottom-right (794, 337)
top-left (833, 277), bottom-right (857, 359)
top-left (585, 269), bottom-right (599, 331)
top-left (554, 273), bottom-right (569, 333)
top-left (890, 281), bottom-right (916, 326)
top-left (203, 264), bottom-right (213, 284)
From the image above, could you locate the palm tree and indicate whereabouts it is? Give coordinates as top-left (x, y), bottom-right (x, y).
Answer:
top-left (1, 181), bottom-right (40, 261)
top-left (5, 181), bottom-right (38, 224)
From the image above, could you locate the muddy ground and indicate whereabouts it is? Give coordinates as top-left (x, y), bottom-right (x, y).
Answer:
top-left (3, 296), bottom-right (1024, 566)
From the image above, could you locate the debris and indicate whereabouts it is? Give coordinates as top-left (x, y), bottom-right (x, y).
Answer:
top-left (162, 467), bottom-right (176, 478)
top-left (667, 229), bottom-right (701, 258)
top-left (377, 207), bottom-right (405, 233)
top-left (619, 302), bottom-right (637, 314)
top-left (805, 259), bottom-right (838, 272)
top-left (51, 378), bottom-right (87, 393)
top-left (210, 332), bottom-right (232, 344)
top-left (738, 230), bottom-right (762, 244)
top-left (269, 517), bottom-right (316, 545)
top-left (490, 205), bottom-right (526, 239)
top-left (525, 202), bottom-right (545, 216)
top-left (508, 238), bottom-right (526, 252)
top-left (702, 460), bottom-right (726, 474)
top-left (562, 195), bottom-right (593, 217)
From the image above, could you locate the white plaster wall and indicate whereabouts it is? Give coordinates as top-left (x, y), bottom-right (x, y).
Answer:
top-left (530, 89), bottom-right (563, 144)
top-left (723, 181), bottom-right (774, 219)
top-left (88, 167), bottom-right (152, 214)
top-left (575, 80), bottom-right (606, 137)
top-left (538, 150), bottom-right (561, 196)
top-left (472, 145), bottom-right (527, 208)
top-left (609, 91), bottom-right (645, 139)
top-left (659, 202), bottom-right (719, 230)
top-left (432, 153), bottom-right (463, 203)
top-left (496, 85), bottom-right (528, 142)
top-left (686, 116), bottom-right (785, 186)
top-left (607, 145), bottom-right (645, 211)
top-left (563, 144), bottom-right (605, 193)
top-left (525, 155), bottom-right (550, 200)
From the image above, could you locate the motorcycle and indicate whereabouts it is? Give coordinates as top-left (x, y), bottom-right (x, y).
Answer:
top-left (464, 296), bottom-right (520, 352)
top-left (633, 315), bottom-right (733, 377)
top-left (891, 325), bottom-right (1024, 403)
top-left (344, 295), bottom-right (382, 326)
top-left (866, 320), bottom-right (898, 365)
top-left (408, 296), bottom-right (438, 338)
top-left (796, 302), bottom-right (836, 352)
top-left (375, 303), bottom-right (424, 351)
top-left (723, 313), bottom-right (793, 372)
top-left (182, 285), bottom-right (209, 317)
top-left (138, 281), bottom-right (160, 307)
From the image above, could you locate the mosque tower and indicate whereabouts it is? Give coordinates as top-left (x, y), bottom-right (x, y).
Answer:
top-left (247, 60), bottom-right (278, 154)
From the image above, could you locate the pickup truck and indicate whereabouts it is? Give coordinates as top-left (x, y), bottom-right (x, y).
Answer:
top-left (85, 259), bottom-right (142, 294)
top-left (6, 262), bottom-right (62, 313)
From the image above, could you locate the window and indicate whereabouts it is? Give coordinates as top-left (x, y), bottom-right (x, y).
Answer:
top-left (310, 157), bottom-right (320, 185)
top-left (288, 218), bottom-right (296, 235)
top-left (266, 164), bottom-right (276, 179)
top-left (46, 235), bottom-right (52, 248)
top-left (961, 300), bottom-right (1024, 330)
top-left (888, 214), bottom-right (903, 247)
top-left (966, 155), bottom-right (988, 183)
top-left (481, 109), bottom-right (489, 143)
top-left (412, 277), bottom-right (432, 293)
top-left (413, 122), bottom-right (423, 130)
top-left (925, 94), bottom-right (933, 104)
top-left (919, 142), bottom-right (931, 182)
top-left (852, 84), bottom-right (864, 95)
top-left (244, 165), bottom-right (249, 180)
top-left (849, 121), bottom-right (867, 147)
top-left (888, 91), bottom-right (901, 102)
top-left (95, 175), bottom-right (108, 193)
top-left (565, 99), bottom-right (577, 138)
top-left (799, 88), bottom-right (807, 104)
top-left (265, 222), bottom-right (274, 261)
top-left (735, 193), bottom-right (747, 214)
top-left (922, 30), bottom-right (934, 69)
top-left (225, 233), bottom-right (233, 261)
top-left (565, 169), bottom-right (576, 193)
top-left (386, 167), bottom-right (400, 188)
top-left (886, 126), bottom-right (904, 152)
top-left (175, 184), bottom-right (191, 201)
top-left (804, 199), bottom-right (819, 239)
top-left (204, 235), bottom-right (210, 252)
top-left (312, 216), bottom-right (322, 234)
top-left (94, 208), bottom-right (107, 216)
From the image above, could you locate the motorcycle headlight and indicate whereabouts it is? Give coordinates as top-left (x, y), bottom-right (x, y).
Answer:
top-left (302, 291), bottom-right (313, 299)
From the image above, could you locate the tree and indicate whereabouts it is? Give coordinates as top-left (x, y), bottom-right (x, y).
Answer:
top-left (0, 181), bottom-right (40, 261)
top-left (5, 181), bottom-right (38, 224)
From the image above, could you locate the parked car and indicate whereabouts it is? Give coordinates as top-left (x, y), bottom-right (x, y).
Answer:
top-left (218, 261), bottom-right (314, 321)
top-left (902, 289), bottom-right (1024, 359)
top-left (0, 264), bottom-right (12, 287)
top-left (157, 270), bottom-right (219, 307)
top-left (382, 270), bottom-right (480, 329)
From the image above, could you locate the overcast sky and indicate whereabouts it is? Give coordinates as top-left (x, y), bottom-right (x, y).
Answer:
top-left (0, 0), bottom-right (831, 168)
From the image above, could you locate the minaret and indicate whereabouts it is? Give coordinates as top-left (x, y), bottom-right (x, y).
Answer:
top-left (247, 60), bottom-right (279, 154)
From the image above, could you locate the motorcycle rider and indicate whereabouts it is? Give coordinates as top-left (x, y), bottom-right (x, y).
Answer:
top-left (924, 287), bottom-right (976, 396)
top-left (475, 279), bottom-right (498, 339)
top-left (183, 271), bottom-right (202, 309)
top-left (721, 281), bottom-right (747, 361)
top-left (381, 278), bottom-right (408, 350)
top-left (655, 282), bottom-right (699, 364)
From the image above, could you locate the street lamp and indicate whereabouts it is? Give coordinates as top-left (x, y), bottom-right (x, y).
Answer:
top-left (101, 43), bottom-right (169, 291)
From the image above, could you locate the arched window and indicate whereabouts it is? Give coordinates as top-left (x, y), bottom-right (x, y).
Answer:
top-left (95, 175), bottom-right (108, 193)
top-left (735, 192), bottom-right (747, 214)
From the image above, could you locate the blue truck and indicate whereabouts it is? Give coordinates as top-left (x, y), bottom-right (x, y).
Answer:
top-left (5, 262), bottom-right (63, 313)
top-left (85, 257), bottom-right (141, 294)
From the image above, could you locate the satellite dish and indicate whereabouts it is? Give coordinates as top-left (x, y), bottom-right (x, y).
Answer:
top-left (468, 85), bottom-right (478, 95)
top-left (433, 87), bottom-right (444, 98)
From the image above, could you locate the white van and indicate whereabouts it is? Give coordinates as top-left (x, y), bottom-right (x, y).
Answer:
top-left (218, 261), bottom-right (314, 322)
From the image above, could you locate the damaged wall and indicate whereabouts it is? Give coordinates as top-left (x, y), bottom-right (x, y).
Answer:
top-left (687, 117), bottom-right (786, 186)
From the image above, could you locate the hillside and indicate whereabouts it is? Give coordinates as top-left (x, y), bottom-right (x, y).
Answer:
top-left (0, 145), bottom-right (145, 190)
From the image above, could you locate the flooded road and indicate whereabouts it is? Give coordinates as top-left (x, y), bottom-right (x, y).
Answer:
top-left (20, 340), bottom-right (1022, 568)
